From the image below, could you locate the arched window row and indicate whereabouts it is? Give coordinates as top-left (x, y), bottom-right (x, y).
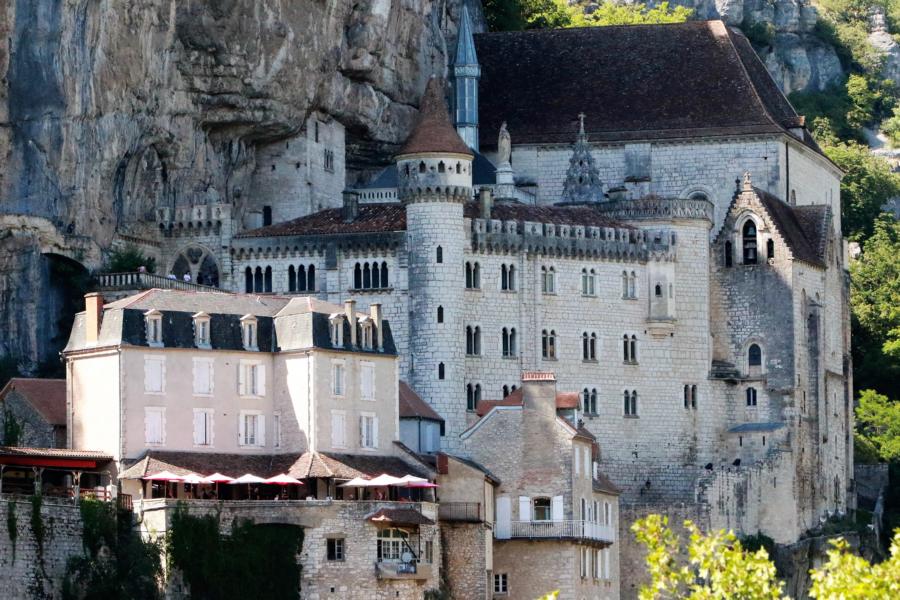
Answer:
top-left (746, 387), bottom-right (758, 407)
top-left (501, 264), bottom-right (516, 291)
top-left (244, 266), bottom-right (273, 294)
top-left (541, 266), bottom-right (556, 294)
top-left (621, 271), bottom-right (637, 299)
top-left (683, 384), bottom-right (697, 410)
top-left (724, 218), bottom-right (777, 268)
top-left (502, 327), bottom-right (517, 357)
top-left (582, 388), bottom-right (598, 415)
top-left (582, 332), bottom-right (597, 361)
top-left (465, 261), bottom-right (481, 289)
top-left (288, 264), bottom-right (316, 293)
top-left (623, 390), bottom-right (638, 417)
top-left (354, 261), bottom-right (389, 290)
top-left (582, 268), bottom-right (596, 296)
top-left (466, 383), bottom-right (482, 411)
top-left (402, 160), bottom-right (469, 178)
top-left (465, 326), bottom-right (482, 356)
top-left (623, 334), bottom-right (638, 363)
top-left (541, 329), bottom-right (557, 360)
top-left (502, 384), bottom-right (518, 398)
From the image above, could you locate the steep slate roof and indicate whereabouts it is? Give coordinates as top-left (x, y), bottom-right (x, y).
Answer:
top-left (399, 381), bottom-right (444, 422)
top-left (237, 200), bottom-right (627, 240)
top-left (0, 378), bottom-right (67, 425)
top-left (119, 450), bottom-right (429, 480)
top-left (593, 472), bottom-right (622, 495)
top-left (474, 21), bottom-right (815, 149)
top-left (755, 188), bottom-right (829, 267)
top-left (398, 78), bottom-right (473, 158)
top-left (104, 289), bottom-right (291, 317)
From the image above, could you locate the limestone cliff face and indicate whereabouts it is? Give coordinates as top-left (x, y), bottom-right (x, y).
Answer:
top-left (0, 0), bottom-right (479, 368)
top-left (673, 0), bottom-right (845, 94)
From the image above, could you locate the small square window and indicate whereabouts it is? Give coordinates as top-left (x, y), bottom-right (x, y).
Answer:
top-left (326, 538), bottom-right (344, 561)
top-left (493, 573), bottom-right (508, 594)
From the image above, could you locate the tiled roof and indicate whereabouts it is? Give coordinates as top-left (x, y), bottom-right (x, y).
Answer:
top-left (367, 507), bottom-right (434, 526)
top-left (593, 473), bottom-right (622, 495)
top-left (475, 388), bottom-right (582, 416)
top-left (0, 378), bottom-right (67, 425)
top-left (399, 381), bottom-right (444, 422)
top-left (398, 77), bottom-right (473, 158)
top-left (119, 450), bottom-right (430, 481)
top-left (755, 188), bottom-right (828, 267)
top-left (236, 203), bottom-right (407, 239)
top-left (475, 21), bottom-right (818, 151)
top-left (0, 446), bottom-right (112, 461)
top-left (236, 200), bottom-right (628, 240)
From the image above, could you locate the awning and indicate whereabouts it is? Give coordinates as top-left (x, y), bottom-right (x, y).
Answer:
top-left (0, 446), bottom-right (112, 470)
top-left (368, 508), bottom-right (434, 527)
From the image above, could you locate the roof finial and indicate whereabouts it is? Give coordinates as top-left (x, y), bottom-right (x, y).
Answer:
top-left (560, 114), bottom-right (603, 204)
top-left (578, 112), bottom-right (586, 136)
top-left (742, 171), bottom-right (753, 192)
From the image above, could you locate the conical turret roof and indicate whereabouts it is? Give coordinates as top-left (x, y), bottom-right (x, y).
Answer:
top-left (398, 77), bottom-right (473, 158)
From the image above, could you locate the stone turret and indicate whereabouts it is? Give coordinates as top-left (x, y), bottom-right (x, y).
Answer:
top-left (398, 77), bottom-right (473, 450)
top-left (452, 5), bottom-right (481, 151)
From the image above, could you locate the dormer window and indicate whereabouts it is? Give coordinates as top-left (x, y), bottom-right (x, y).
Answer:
top-left (193, 312), bottom-right (211, 348)
top-left (145, 310), bottom-right (163, 347)
top-left (329, 315), bottom-right (344, 347)
top-left (240, 315), bottom-right (258, 351)
top-left (360, 320), bottom-right (374, 350)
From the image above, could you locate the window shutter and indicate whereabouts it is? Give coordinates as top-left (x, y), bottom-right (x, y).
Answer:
top-left (238, 364), bottom-right (246, 395)
top-left (258, 415), bottom-right (266, 447)
top-left (362, 363), bottom-right (374, 400)
top-left (372, 416), bottom-right (379, 449)
top-left (518, 496), bottom-right (531, 522)
top-left (257, 365), bottom-right (266, 396)
top-left (193, 411), bottom-right (202, 445)
top-left (574, 446), bottom-right (581, 476)
top-left (584, 448), bottom-right (591, 478)
top-left (551, 495), bottom-right (564, 521)
top-left (359, 416), bottom-right (365, 447)
top-left (238, 413), bottom-right (246, 445)
top-left (332, 412), bottom-right (345, 448)
top-left (145, 410), bottom-right (152, 443)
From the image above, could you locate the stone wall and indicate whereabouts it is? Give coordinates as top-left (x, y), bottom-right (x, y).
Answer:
top-left (0, 390), bottom-right (63, 448)
top-left (138, 498), bottom-right (441, 600)
top-left (0, 497), bottom-right (86, 600)
top-left (441, 522), bottom-right (489, 600)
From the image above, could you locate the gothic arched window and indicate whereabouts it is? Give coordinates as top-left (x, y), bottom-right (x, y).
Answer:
top-left (437, 306), bottom-right (444, 323)
top-left (436, 246), bottom-right (443, 263)
top-left (748, 343), bottom-right (762, 367)
top-left (742, 220), bottom-right (758, 265)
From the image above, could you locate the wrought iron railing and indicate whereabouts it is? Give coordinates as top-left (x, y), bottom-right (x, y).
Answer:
top-left (438, 502), bottom-right (482, 522)
top-left (496, 519), bottom-right (615, 543)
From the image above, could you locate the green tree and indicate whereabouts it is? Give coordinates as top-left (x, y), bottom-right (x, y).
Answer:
top-left (632, 514), bottom-right (784, 599)
top-left (634, 514), bottom-right (900, 599)
top-left (104, 245), bottom-right (156, 274)
top-left (851, 217), bottom-right (900, 395)
top-left (580, 1), bottom-right (692, 26)
top-left (855, 389), bottom-right (900, 461)
top-left (823, 143), bottom-right (900, 240)
top-left (809, 532), bottom-right (900, 597)
top-left (482, 0), bottom-right (690, 31)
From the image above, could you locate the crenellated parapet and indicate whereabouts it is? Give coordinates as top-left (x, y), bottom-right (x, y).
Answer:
top-left (470, 217), bottom-right (676, 262)
top-left (596, 196), bottom-right (714, 223)
top-left (156, 203), bottom-right (232, 233)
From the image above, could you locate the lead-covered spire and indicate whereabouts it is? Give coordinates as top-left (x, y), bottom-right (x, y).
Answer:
top-left (453, 4), bottom-right (480, 151)
top-left (560, 113), bottom-right (604, 204)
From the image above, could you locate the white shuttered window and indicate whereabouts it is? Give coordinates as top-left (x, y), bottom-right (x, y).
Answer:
top-left (193, 358), bottom-right (214, 395)
top-left (551, 495), bottom-right (564, 521)
top-left (144, 357), bottom-right (165, 393)
top-left (331, 411), bottom-right (347, 448)
top-left (360, 413), bottom-right (378, 449)
top-left (239, 411), bottom-right (264, 447)
top-left (238, 362), bottom-right (265, 396)
top-left (361, 361), bottom-right (375, 401)
top-left (193, 409), bottom-right (213, 446)
top-left (145, 407), bottom-right (165, 445)
top-left (518, 496), bottom-right (532, 522)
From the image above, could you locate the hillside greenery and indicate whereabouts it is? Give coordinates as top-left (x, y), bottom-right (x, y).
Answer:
top-left (481, 0), bottom-right (690, 31)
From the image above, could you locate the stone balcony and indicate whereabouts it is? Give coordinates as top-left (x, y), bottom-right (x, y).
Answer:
top-left (375, 560), bottom-right (434, 581)
top-left (95, 272), bottom-right (221, 294)
top-left (496, 520), bottom-right (615, 544)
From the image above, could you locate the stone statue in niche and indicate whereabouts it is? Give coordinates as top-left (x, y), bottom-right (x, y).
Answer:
top-left (498, 121), bottom-right (511, 166)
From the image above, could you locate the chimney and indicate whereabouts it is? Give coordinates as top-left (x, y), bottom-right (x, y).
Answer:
top-left (479, 187), bottom-right (492, 220)
top-left (370, 302), bottom-right (384, 350)
top-left (345, 299), bottom-right (358, 347)
top-left (521, 371), bottom-right (558, 419)
top-left (342, 190), bottom-right (359, 223)
top-left (84, 293), bottom-right (104, 344)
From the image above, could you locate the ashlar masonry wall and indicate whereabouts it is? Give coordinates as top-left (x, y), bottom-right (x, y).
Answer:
top-left (0, 497), bottom-right (86, 600)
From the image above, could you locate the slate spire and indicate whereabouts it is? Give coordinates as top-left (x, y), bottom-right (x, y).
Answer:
top-left (453, 4), bottom-right (480, 151)
top-left (560, 113), bottom-right (604, 204)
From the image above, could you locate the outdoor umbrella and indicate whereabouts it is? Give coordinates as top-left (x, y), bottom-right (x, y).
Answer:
top-left (265, 473), bottom-right (304, 485)
top-left (339, 476), bottom-right (371, 487)
top-left (229, 473), bottom-right (267, 498)
top-left (395, 475), bottom-right (429, 486)
top-left (204, 472), bottom-right (234, 497)
top-left (181, 473), bottom-right (212, 485)
top-left (364, 474), bottom-right (405, 486)
top-left (143, 471), bottom-right (184, 481)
